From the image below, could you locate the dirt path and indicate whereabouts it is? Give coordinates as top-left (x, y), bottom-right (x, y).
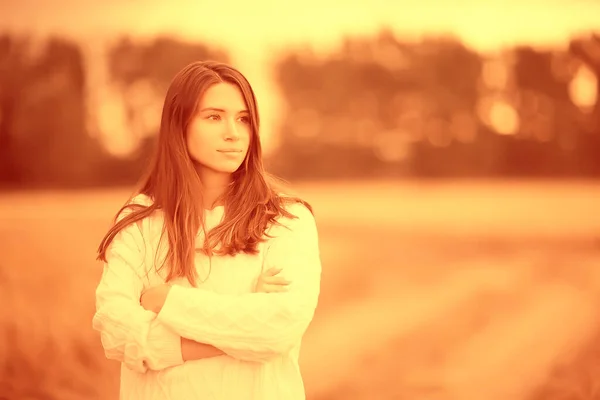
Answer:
top-left (301, 265), bottom-right (600, 400)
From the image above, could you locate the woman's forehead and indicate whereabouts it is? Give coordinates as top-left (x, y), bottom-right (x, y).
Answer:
top-left (198, 82), bottom-right (248, 112)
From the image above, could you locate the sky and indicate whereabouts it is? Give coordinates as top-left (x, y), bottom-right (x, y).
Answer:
top-left (2, 0), bottom-right (599, 52)
top-left (1, 0), bottom-right (599, 155)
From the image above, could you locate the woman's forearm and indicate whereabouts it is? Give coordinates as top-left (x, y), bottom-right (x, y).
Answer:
top-left (181, 337), bottom-right (225, 361)
top-left (157, 204), bottom-right (321, 361)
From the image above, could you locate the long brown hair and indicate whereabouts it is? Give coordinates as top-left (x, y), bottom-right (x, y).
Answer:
top-left (97, 60), bottom-right (311, 286)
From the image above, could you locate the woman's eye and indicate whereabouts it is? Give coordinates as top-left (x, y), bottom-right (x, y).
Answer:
top-left (207, 114), bottom-right (220, 121)
top-left (239, 116), bottom-right (250, 124)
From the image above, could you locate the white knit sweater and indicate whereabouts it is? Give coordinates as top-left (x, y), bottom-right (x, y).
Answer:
top-left (92, 194), bottom-right (322, 400)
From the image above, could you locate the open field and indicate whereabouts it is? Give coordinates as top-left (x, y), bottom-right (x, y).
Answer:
top-left (1, 180), bottom-right (600, 400)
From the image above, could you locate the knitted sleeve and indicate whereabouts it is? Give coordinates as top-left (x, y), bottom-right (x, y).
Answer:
top-left (92, 196), bottom-right (184, 373)
top-left (156, 202), bottom-right (322, 362)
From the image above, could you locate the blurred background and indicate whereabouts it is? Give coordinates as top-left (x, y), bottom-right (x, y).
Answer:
top-left (1, 0), bottom-right (600, 399)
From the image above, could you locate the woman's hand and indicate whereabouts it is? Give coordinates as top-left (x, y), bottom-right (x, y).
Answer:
top-left (255, 267), bottom-right (291, 293)
top-left (140, 284), bottom-right (172, 313)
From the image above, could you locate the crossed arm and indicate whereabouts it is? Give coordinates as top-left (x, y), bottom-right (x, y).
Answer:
top-left (92, 203), bottom-right (321, 373)
top-left (140, 266), bottom-right (291, 362)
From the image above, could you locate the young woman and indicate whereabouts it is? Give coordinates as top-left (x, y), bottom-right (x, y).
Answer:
top-left (92, 60), bottom-right (322, 400)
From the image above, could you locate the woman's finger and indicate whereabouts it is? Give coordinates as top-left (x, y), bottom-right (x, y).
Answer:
top-left (264, 267), bottom-right (283, 276)
top-left (262, 284), bottom-right (289, 293)
top-left (263, 276), bottom-right (291, 285)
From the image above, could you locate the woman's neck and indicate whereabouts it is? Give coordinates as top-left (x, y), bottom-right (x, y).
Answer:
top-left (202, 187), bottom-right (227, 210)
top-left (199, 174), bottom-right (232, 210)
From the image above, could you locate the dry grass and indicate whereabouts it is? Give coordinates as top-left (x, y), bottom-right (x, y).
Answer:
top-left (1, 180), bottom-right (600, 400)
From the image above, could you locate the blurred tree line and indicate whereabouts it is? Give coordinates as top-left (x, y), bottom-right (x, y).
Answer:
top-left (0, 31), bottom-right (599, 188)
top-left (0, 34), bottom-right (228, 189)
top-left (270, 30), bottom-right (600, 179)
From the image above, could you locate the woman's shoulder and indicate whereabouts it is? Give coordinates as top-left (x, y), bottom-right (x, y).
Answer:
top-left (115, 193), bottom-right (163, 240)
top-left (271, 196), bottom-right (317, 233)
top-left (129, 193), bottom-right (155, 207)
top-left (275, 191), bottom-right (311, 214)
top-left (282, 199), bottom-right (313, 218)
top-left (114, 193), bottom-right (154, 221)
top-left (264, 196), bottom-right (319, 250)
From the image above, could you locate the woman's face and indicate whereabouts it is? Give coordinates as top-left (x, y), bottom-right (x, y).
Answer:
top-left (186, 82), bottom-right (252, 181)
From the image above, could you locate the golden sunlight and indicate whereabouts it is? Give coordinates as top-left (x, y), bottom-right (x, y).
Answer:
top-left (569, 64), bottom-right (598, 112)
